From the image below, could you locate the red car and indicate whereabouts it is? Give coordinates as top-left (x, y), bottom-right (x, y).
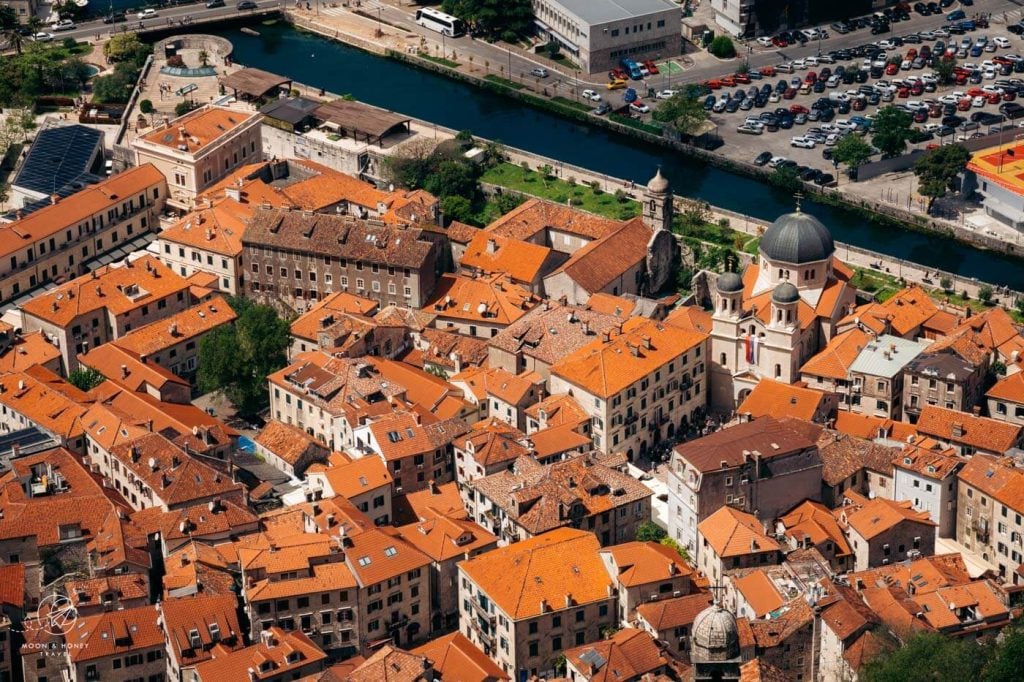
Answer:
top-left (609, 68), bottom-right (627, 80)
top-left (734, 72), bottom-right (751, 84)
top-left (704, 79), bottom-right (722, 89)
top-left (783, 87), bottom-right (797, 99)
top-left (805, 71), bottom-right (817, 83)
top-left (994, 56), bottom-right (1014, 66)
top-left (644, 60), bottom-right (659, 75)
top-left (772, 36), bottom-right (788, 47)
top-left (967, 87), bottom-right (984, 97)
top-left (720, 75), bottom-right (737, 87)
top-left (913, 109), bottom-right (928, 123)
top-left (1004, 91), bottom-right (1017, 101)
top-left (852, 97), bottom-right (867, 111)
top-left (886, 63), bottom-right (900, 75)
top-left (955, 73), bottom-right (968, 85)
top-left (897, 87), bottom-right (910, 98)
top-left (958, 97), bottom-right (972, 110)
top-left (789, 104), bottom-right (809, 114)
top-left (987, 92), bottom-right (1002, 104)
top-left (910, 83), bottom-right (924, 96)
top-left (759, 66), bottom-right (776, 76)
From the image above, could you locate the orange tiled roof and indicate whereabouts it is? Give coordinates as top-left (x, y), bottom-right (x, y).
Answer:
top-left (835, 491), bottom-right (935, 540)
top-left (427, 273), bottom-right (540, 326)
top-left (158, 199), bottom-right (249, 256)
top-left (563, 628), bottom-right (667, 682)
top-left (254, 419), bottom-right (327, 466)
top-left (489, 301), bottom-right (626, 367)
top-left (733, 570), bottom-right (785, 618)
top-left (66, 574), bottom-right (148, 610)
top-left (112, 295), bottom-right (237, 358)
top-left (162, 541), bottom-right (237, 597)
top-left (893, 445), bottom-right (963, 481)
top-left (817, 431), bottom-right (898, 486)
top-left (547, 218), bottom-right (653, 294)
top-left (586, 293), bottom-right (636, 319)
top-left (697, 506), bottom-right (781, 559)
top-left (525, 393), bottom-right (589, 429)
top-left (0, 564), bottom-right (25, 609)
top-left (290, 290), bottom-right (379, 342)
top-left (849, 553), bottom-right (971, 595)
top-left (0, 331), bottom-right (62, 372)
top-left (913, 580), bottom-right (1008, 630)
top-left (368, 411), bottom-right (467, 462)
top-left (529, 423), bottom-right (592, 458)
top-left (247, 561), bottom-right (357, 602)
top-left (411, 632), bottom-right (509, 682)
top-left (737, 378), bottom-right (828, 422)
top-left (673, 417), bottom-right (821, 474)
top-left (634, 592), bottom-right (712, 631)
top-left (160, 593), bottom-right (244, 667)
top-left (987, 370), bottom-right (1024, 404)
top-left (747, 597), bottom-right (814, 648)
top-left (600, 541), bottom-right (693, 588)
top-left (343, 526), bottom-right (431, 587)
top-left (347, 645), bottom-right (429, 682)
top-left (0, 366), bottom-right (91, 440)
top-left (459, 527), bottom-right (613, 620)
top-left (833, 412), bottom-right (918, 443)
top-left (397, 512), bottom-right (497, 562)
top-left (485, 197), bottom-right (621, 242)
top-left (739, 658), bottom-right (792, 682)
top-left (957, 453), bottom-right (1024, 510)
top-left (551, 315), bottom-right (707, 399)
top-left (916, 404), bottom-right (1022, 453)
top-left (67, 605), bottom-right (164, 662)
top-left (800, 328), bottom-right (871, 380)
top-left (318, 453), bottom-right (393, 499)
top-left (400, 481), bottom-right (468, 523)
top-left (779, 499), bottom-right (853, 557)
top-left (192, 628), bottom-right (326, 681)
top-left (944, 307), bottom-right (1024, 359)
top-left (138, 106), bottom-right (256, 154)
top-left (22, 255), bottom-right (191, 328)
top-left (450, 366), bottom-right (541, 405)
top-left (0, 164), bottom-right (164, 259)
top-left (78, 343), bottom-right (189, 393)
top-left (461, 231), bottom-right (553, 284)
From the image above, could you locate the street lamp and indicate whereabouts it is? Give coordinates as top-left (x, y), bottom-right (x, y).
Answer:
top-left (574, 70), bottom-right (579, 100)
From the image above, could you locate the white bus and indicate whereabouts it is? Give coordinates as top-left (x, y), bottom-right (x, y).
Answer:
top-left (415, 7), bottom-right (465, 37)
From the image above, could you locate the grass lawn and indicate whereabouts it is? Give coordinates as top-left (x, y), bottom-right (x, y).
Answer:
top-left (742, 237), bottom-right (760, 255)
top-left (551, 96), bottom-right (593, 112)
top-left (481, 162), bottom-right (639, 220)
top-left (484, 74), bottom-right (524, 90)
top-left (850, 267), bottom-right (903, 302)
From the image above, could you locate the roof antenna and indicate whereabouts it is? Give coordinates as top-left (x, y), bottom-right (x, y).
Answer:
top-left (794, 191), bottom-right (804, 213)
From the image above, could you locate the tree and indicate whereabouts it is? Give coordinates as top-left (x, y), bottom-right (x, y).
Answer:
top-left (440, 194), bottom-right (473, 222)
top-left (635, 521), bottom-right (667, 542)
top-left (175, 101), bottom-right (197, 116)
top-left (769, 165), bottom-right (801, 193)
top-left (545, 40), bottom-right (560, 59)
top-left (659, 537), bottom-right (691, 563)
top-left (0, 6), bottom-right (17, 29)
top-left (2, 26), bottom-right (22, 56)
top-left (935, 55), bottom-right (957, 85)
top-left (652, 93), bottom-right (709, 136)
top-left (833, 134), bottom-right (873, 175)
top-left (871, 106), bottom-right (913, 158)
top-left (92, 66), bottom-right (137, 104)
top-left (914, 144), bottom-right (970, 212)
top-left (708, 35), bottom-right (736, 59)
top-left (424, 159), bottom-right (480, 199)
top-left (940, 276), bottom-right (953, 292)
top-left (982, 626), bottom-right (1024, 682)
top-left (979, 284), bottom-right (994, 304)
top-left (198, 49), bottom-right (210, 67)
top-left (103, 33), bottom-right (148, 64)
top-left (861, 632), bottom-right (986, 682)
top-left (441, 0), bottom-right (534, 41)
top-left (197, 298), bottom-right (289, 418)
top-left (68, 367), bottom-right (105, 391)
top-left (139, 99), bottom-right (153, 115)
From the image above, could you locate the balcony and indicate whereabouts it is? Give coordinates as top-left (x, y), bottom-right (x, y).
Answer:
top-left (469, 597), bottom-right (496, 626)
top-left (469, 616), bottom-right (495, 649)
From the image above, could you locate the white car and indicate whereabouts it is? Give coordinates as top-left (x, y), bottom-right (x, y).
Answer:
top-left (137, 8), bottom-right (158, 18)
top-left (51, 19), bottom-right (75, 31)
top-left (791, 59), bottom-right (807, 69)
top-left (768, 92), bottom-right (781, 102)
top-left (768, 156), bottom-right (788, 168)
top-left (973, 96), bottom-right (986, 108)
top-left (877, 39), bottom-right (896, 49)
top-left (655, 89), bottom-right (677, 100)
top-left (32, 32), bottom-right (53, 41)
top-left (757, 36), bottom-right (774, 47)
top-left (629, 101), bottom-right (650, 114)
top-left (581, 89), bottom-right (601, 101)
top-left (995, 37), bottom-right (1012, 49)
top-left (918, 31), bottom-right (935, 40)
top-left (713, 99), bottom-right (728, 112)
top-left (982, 85), bottom-right (1004, 95)
top-left (825, 133), bottom-right (841, 146)
top-left (791, 136), bottom-right (815, 149)
top-left (933, 28), bottom-right (949, 38)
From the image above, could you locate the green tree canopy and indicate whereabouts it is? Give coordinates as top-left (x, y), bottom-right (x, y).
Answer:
top-left (871, 106), bottom-right (913, 158)
top-left (914, 143), bottom-right (970, 212)
top-left (103, 33), bottom-right (149, 65)
top-left (934, 55), bottom-right (957, 85)
top-left (441, 0), bottom-right (534, 41)
top-left (68, 366), bottom-right (106, 391)
top-left (635, 521), bottom-right (667, 542)
top-left (709, 36), bottom-right (736, 59)
top-left (652, 92), bottom-right (709, 136)
top-left (197, 298), bottom-right (290, 418)
top-left (833, 133), bottom-right (874, 172)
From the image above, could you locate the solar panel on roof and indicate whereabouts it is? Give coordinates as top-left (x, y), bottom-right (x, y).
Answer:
top-left (579, 650), bottom-right (605, 669)
top-left (13, 124), bottom-right (103, 197)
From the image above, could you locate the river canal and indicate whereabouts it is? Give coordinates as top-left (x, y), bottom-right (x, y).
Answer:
top-left (220, 22), bottom-right (1024, 288)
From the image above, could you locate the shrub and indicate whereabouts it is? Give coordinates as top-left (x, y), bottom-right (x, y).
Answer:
top-left (709, 36), bottom-right (736, 59)
top-left (166, 54), bottom-right (185, 68)
top-left (139, 99), bottom-right (153, 114)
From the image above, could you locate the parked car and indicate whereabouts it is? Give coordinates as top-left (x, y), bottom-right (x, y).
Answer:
top-left (32, 31), bottom-right (53, 41)
top-left (237, 0), bottom-right (258, 8)
top-left (530, 67), bottom-right (549, 78)
top-left (791, 136), bottom-right (816, 148)
top-left (205, 0), bottom-right (225, 6)
top-left (629, 101), bottom-right (651, 114)
top-left (137, 8), bottom-right (158, 18)
top-left (582, 89), bottom-right (601, 101)
top-left (51, 19), bottom-right (75, 31)
top-left (655, 90), bottom-right (677, 100)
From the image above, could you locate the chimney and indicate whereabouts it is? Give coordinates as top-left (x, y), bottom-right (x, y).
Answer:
top-left (952, 422), bottom-right (965, 437)
top-left (50, 194), bottom-right (59, 205)
top-left (668, 561), bottom-right (678, 576)
top-left (564, 593), bottom-right (573, 608)
top-left (486, 238), bottom-right (497, 254)
top-left (539, 598), bottom-right (549, 613)
top-left (642, 335), bottom-right (652, 350)
top-left (429, 479), bottom-right (439, 495)
top-left (120, 364), bottom-right (128, 379)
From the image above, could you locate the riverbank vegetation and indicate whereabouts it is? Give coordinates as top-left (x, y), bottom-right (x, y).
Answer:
top-left (93, 33), bottom-right (151, 104)
top-left (441, 0), bottom-right (533, 42)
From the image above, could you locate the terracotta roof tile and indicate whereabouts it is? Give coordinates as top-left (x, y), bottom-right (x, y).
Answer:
top-left (461, 231), bottom-right (554, 284)
top-left (986, 370), bottom-right (1024, 403)
top-left (673, 417), bottom-right (820, 474)
top-left (160, 594), bottom-right (244, 667)
top-left (0, 367), bottom-right (91, 441)
top-left (399, 481), bottom-right (467, 523)
top-left (485, 198), bottom-right (620, 242)
top-left (738, 659), bottom-right (792, 682)
top-left (737, 379), bottom-right (828, 422)
top-left (290, 291), bottom-right (379, 342)
top-left (159, 200), bottom-right (249, 256)
top-left (600, 541), bottom-right (694, 588)
top-left (524, 393), bottom-right (589, 429)
top-left (563, 628), bottom-right (667, 682)
top-left (138, 107), bottom-right (256, 154)
top-left (459, 528), bottom-right (613, 620)
top-left (318, 455), bottom-right (393, 500)
top-left (779, 500), bottom-right (853, 557)
top-left (112, 295), bottom-right (237, 358)
top-left (0, 332), bottom-right (62, 372)
top-left (957, 453), bottom-right (1024, 510)
top-left (347, 645), bottom-right (428, 682)
top-left (67, 605), bottom-right (164, 662)
top-left (551, 315), bottom-right (707, 399)
top-left (697, 506), bottom-right (781, 559)
top-left (733, 570), bottom-right (786, 618)
top-left (849, 553), bottom-right (971, 595)
top-left (0, 564), bottom-right (25, 609)
top-left (892, 446), bottom-right (963, 481)
top-left (585, 293), bottom-right (636, 319)
top-left (835, 491), bottom-right (935, 540)
top-left (342, 526), bottom-right (431, 587)
top-left (489, 302), bottom-right (625, 367)
top-left (79, 343), bottom-right (189, 393)
top-left (247, 561), bottom-right (357, 602)
top-left (816, 432), bottom-right (897, 486)
top-left (192, 628), bottom-right (326, 681)
top-left (916, 405), bottom-right (1022, 453)
top-left (634, 592), bottom-right (712, 630)
top-left (547, 218), bottom-right (652, 294)
top-left (0, 165), bottom-right (164, 259)
top-left (411, 632), bottom-right (509, 682)
top-left (800, 328), bottom-right (871, 380)
top-left (832, 413), bottom-right (918, 443)
top-left (369, 411), bottom-right (467, 462)
top-left (22, 255), bottom-right (191, 328)
top-left (66, 574), bottom-right (148, 610)
top-left (445, 220), bottom-right (481, 244)
top-left (254, 419), bottom-right (328, 466)
top-left (427, 273), bottom-right (540, 326)
top-left (747, 598), bottom-right (813, 648)
top-left (397, 512), bottom-right (497, 562)
top-left (842, 630), bottom-right (887, 671)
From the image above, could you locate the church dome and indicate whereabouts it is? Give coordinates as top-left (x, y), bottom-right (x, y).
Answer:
top-left (647, 168), bottom-right (670, 194)
top-left (760, 211), bottom-right (835, 265)
top-left (691, 604), bottom-right (740, 663)
top-left (772, 282), bottom-right (800, 304)
top-left (716, 271), bottom-right (744, 293)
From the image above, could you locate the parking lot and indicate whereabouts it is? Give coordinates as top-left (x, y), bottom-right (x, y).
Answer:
top-left (674, 7), bottom-right (1024, 187)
